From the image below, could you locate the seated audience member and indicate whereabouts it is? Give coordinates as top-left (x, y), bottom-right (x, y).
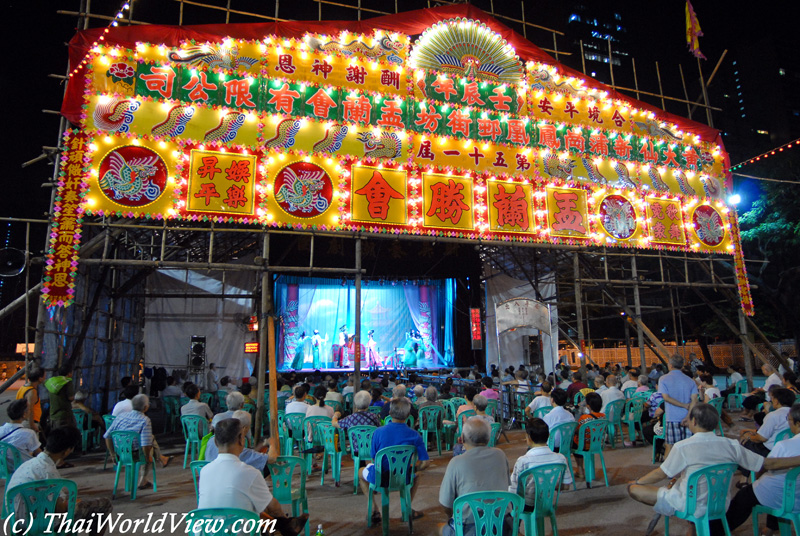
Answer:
top-left (472, 395), bottom-right (494, 424)
top-left (306, 385), bottom-right (336, 418)
top-left (739, 387), bottom-right (795, 456)
top-left (325, 381), bottom-right (344, 404)
top-left (341, 377), bottom-right (355, 396)
top-left (509, 417), bottom-right (572, 507)
top-left (648, 364), bottom-right (665, 384)
top-left (198, 418), bottom-right (307, 536)
top-left (439, 381), bottom-right (454, 400)
top-left (593, 375), bottom-right (608, 394)
top-left (212, 391), bottom-right (246, 428)
top-left (783, 372), bottom-right (800, 396)
top-left (439, 418), bottom-right (510, 536)
top-left (241, 383), bottom-right (257, 406)
top-left (453, 387), bottom-right (478, 421)
top-left (412, 384), bottom-right (425, 403)
top-left (557, 369), bottom-right (572, 391)
top-left (710, 403), bottom-right (800, 536)
top-left (742, 364), bottom-right (783, 419)
top-left (104, 394), bottom-right (172, 488)
top-left (698, 373), bottom-right (721, 402)
top-left (333, 390), bottom-right (382, 442)
top-left (635, 375), bottom-right (650, 393)
top-left (565, 371), bottom-right (588, 402)
top-left (380, 385), bottom-right (419, 421)
top-left (417, 386), bottom-right (445, 410)
top-left (628, 403), bottom-right (764, 519)
top-left (284, 387), bottom-right (311, 416)
top-left (181, 383), bottom-right (213, 420)
top-left (621, 369), bottom-right (639, 392)
top-left (72, 390), bottom-right (105, 439)
top-left (361, 397), bottom-right (430, 523)
top-left (370, 388), bottom-right (387, 408)
top-left (219, 376), bottom-right (235, 394)
top-left (502, 370), bottom-right (531, 393)
top-left (0, 399), bottom-right (42, 463)
top-left (543, 388), bottom-right (575, 450)
top-left (16, 364), bottom-right (43, 434)
top-left (7, 427), bottom-right (112, 535)
top-left (478, 376), bottom-right (500, 401)
top-left (572, 392), bottom-right (604, 480)
top-left (111, 384), bottom-right (139, 417)
top-left (719, 366), bottom-right (744, 400)
top-left (526, 381), bottom-right (553, 417)
top-left (600, 375), bottom-right (625, 413)
top-left (203, 410), bottom-right (275, 474)
top-left (161, 376), bottom-right (182, 398)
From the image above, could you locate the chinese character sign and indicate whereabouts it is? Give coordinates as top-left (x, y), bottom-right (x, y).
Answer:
top-left (350, 166), bottom-right (407, 225)
top-left (545, 187), bottom-right (589, 239)
top-left (646, 197), bottom-right (686, 245)
top-left (187, 150), bottom-right (257, 215)
top-left (487, 181), bottom-right (533, 233)
top-left (422, 173), bottom-right (473, 230)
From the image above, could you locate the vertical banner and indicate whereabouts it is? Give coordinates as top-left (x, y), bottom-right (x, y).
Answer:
top-left (43, 130), bottom-right (88, 307)
top-left (283, 284), bottom-right (300, 366)
top-left (470, 308), bottom-right (483, 350)
top-left (418, 285), bottom-right (434, 365)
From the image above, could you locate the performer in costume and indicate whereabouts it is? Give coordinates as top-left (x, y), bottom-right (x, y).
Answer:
top-left (366, 330), bottom-right (384, 368)
top-left (290, 332), bottom-right (307, 370)
top-left (338, 325), bottom-right (349, 367)
top-left (311, 330), bottom-right (328, 369)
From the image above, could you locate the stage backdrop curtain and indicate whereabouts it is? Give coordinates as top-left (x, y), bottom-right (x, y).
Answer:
top-left (277, 276), bottom-right (452, 367)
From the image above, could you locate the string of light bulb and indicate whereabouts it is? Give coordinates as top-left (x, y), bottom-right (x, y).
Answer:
top-left (728, 136), bottom-right (800, 172)
top-left (68, 1), bottom-right (132, 79)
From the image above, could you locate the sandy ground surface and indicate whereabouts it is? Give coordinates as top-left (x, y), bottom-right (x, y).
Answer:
top-left (0, 386), bottom-right (765, 536)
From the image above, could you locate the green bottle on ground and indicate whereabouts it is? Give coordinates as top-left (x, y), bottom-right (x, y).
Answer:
top-left (314, 524), bottom-right (324, 536)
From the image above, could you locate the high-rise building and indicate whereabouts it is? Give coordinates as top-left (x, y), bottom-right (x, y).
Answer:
top-left (565, 4), bottom-right (630, 84)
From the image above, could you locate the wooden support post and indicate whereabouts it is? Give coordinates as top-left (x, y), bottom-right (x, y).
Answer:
top-left (632, 256), bottom-right (647, 371)
top-left (256, 233), bottom-right (273, 444)
top-left (739, 309), bottom-right (755, 392)
top-left (573, 253), bottom-right (587, 377)
top-left (353, 238), bottom-right (362, 392)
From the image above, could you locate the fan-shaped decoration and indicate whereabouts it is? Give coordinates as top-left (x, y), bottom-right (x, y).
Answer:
top-left (409, 18), bottom-right (522, 84)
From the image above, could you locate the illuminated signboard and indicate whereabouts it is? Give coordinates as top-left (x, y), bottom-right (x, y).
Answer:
top-left (47, 12), bottom-right (751, 317)
top-left (244, 342), bottom-right (260, 354)
top-left (470, 307), bottom-right (482, 350)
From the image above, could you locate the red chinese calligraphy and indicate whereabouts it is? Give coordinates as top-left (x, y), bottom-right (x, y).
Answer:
top-left (182, 71), bottom-right (217, 102)
top-left (468, 147), bottom-right (485, 165)
top-left (354, 170), bottom-right (404, 220)
top-left (342, 95), bottom-right (372, 123)
top-left (140, 66), bottom-right (175, 99)
top-left (493, 184), bottom-right (529, 229)
top-left (346, 65), bottom-right (367, 85)
top-left (650, 202), bottom-right (665, 220)
top-left (380, 70), bottom-right (401, 90)
top-left (275, 54), bottom-right (296, 75)
top-left (506, 120), bottom-right (530, 145)
top-left (564, 101), bottom-right (580, 119)
top-left (611, 110), bottom-right (625, 127)
top-left (669, 223), bottom-right (682, 240)
top-left (538, 125), bottom-right (562, 150)
top-left (376, 99), bottom-right (404, 128)
top-left (461, 82), bottom-right (485, 106)
top-left (589, 133), bottom-right (609, 156)
top-left (489, 87), bottom-right (512, 111)
top-left (665, 203), bottom-right (679, 220)
top-left (426, 179), bottom-right (470, 224)
top-left (662, 147), bottom-right (679, 167)
top-left (268, 83), bottom-right (300, 114)
top-left (652, 221), bottom-right (667, 239)
top-left (197, 156), bottom-right (222, 181)
top-left (588, 106), bottom-right (604, 124)
top-left (565, 130), bottom-right (585, 153)
top-left (446, 109), bottom-right (472, 137)
top-left (223, 79), bottom-right (255, 108)
top-left (194, 183), bottom-right (220, 205)
top-left (223, 184), bottom-right (248, 208)
top-left (310, 59), bottom-right (333, 79)
top-left (515, 154), bottom-right (531, 171)
top-left (640, 141), bottom-right (658, 164)
top-left (225, 160), bottom-right (251, 183)
top-left (431, 78), bottom-right (457, 101)
top-left (684, 147), bottom-right (699, 169)
top-left (305, 88), bottom-right (337, 118)
top-left (416, 140), bottom-right (435, 161)
top-left (538, 97), bottom-right (554, 115)
top-left (613, 136), bottom-right (632, 159)
top-left (414, 105), bottom-right (442, 132)
top-left (492, 151), bottom-right (508, 168)
top-left (551, 191), bottom-right (586, 233)
top-left (477, 118), bottom-right (502, 141)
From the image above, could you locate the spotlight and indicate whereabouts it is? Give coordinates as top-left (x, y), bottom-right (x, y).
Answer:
top-left (728, 194), bottom-right (741, 205)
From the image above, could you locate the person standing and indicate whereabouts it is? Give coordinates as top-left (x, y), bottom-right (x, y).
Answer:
top-left (311, 330), bottom-right (327, 369)
top-left (658, 355), bottom-right (698, 457)
top-left (16, 364), bottom-right (43, 434)
top-left (45, 363), bottom-right (76, 430)
top-left (206, 363), bottom-right (219, 393)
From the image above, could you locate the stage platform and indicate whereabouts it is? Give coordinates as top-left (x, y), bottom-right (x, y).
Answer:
top-left (277, 361), bottom-right (444, 375)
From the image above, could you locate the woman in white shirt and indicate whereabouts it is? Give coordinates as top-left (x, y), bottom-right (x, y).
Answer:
top-left (305, 385), bottom-right (337, 418)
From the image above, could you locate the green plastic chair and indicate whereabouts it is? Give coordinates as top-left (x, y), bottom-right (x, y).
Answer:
top-left (181, 396), bottom-right (190, 407)
top-left (736, 379), bottom-right (748, 394)
top-left (190, 459), bottom-right (210, 506)
top-left (751, 466), bottom-right (800, 536)
top-left (547, 421), bottom-right (578, 491)
top-left (457, 409), bottom-right (477, 437)
top-left (216, 390), bottom-right (228, 411)
top-left (726, 393), bottom-right (743, 412)
top-left (181, 415), bottom-right (209, 469)
top-left (573, 419), bottom-right (610, 488)
top-left (302, 416), bottom-right (332, 473)
top-left (706, 397), bottom-right (725, 436)
top-left (621, 398), bottom-right (646, 444)
top-left (533, 406), bottom-right (553, 419)
top-left (199, 392), bottom-right (214, 407)
top-left (418, 405), bottom-right (443, 455)
top-left (452, 490), bottom-right (523, 536)
top-left (623, 387), bottom-right (636, 399)
top-left (441, 399), bottom-right (457, 421)
top-left (186, 507), bottom-right (261, 535)
top-left (488, 422), bottom-right (503, 448)
top-left (162, 396), bottom-right (181, 433)
top-left (663, 463), bottom-right (737, 536)
top-left (516, 463), bottom-right (566, 536)
top-left (72, 408), bottom-right (93, 451)
top-left (344, 393), bottom-right (354, 414)
top-left (110, 430), bottom-right (157, 500)
top-left (348, 425), bottom-right (377, 495)
top-left (268, 456), bottom-right (310, 536)
top-left (0, 441), bottom-right (23, 517)
top-left (243, 403), bottom-right (257, 421)
top-left (283, 413), bottom-right (306, 455)
top-left (652, 421), bottom-right (666, 464)
top-left (325, 400), bottom-right (343, 416)
top-left (450, 397), bottom-right (468, 412)
top-left (367, 406), bottom-right (383, 416)
top-left (381, 415), bottom-right (415, 429)
top-left (573, 391), bottom-right (585, 407)
top-left (633, 390), bottom-right (655, 400)
top-left (102, 414), bottom-right (116, 470)
top-left (5, 479), bottom-right (77, 534)
top-left (366, 445), bottom-right (418, 536)
top-left (604, 399), bottom-right (626, 448)
top-left (318, 423), bottom-right (342, 487)
top-left (485, 399), bottom-right (499, 421)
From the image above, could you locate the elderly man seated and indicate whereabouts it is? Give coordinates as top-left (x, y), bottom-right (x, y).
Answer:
top-left (739, 387), bottom-right (794, 457)
top-left (361, 397), bottom-right (430, 524)
top-left (0, 399), bottom-right (42, 463)
top-left (198, 418), bottom-right (308, 536)
top-left (7, 427), bottom-right (112, 536)
top-left (627, 403), bottom-right (765, 522)
top-left (439, 417), bottom-right (510, 536)
top-left (203, 410), bottom-right (275, 474)
top-left (379, 385), bottom-right (419, 421)
top-left (211, 391), bottom-right (246, 428)
top-left (104, 394), bottom-right (172, 489)
top-left (509, 418), bottom-right (572, 506)
top-left (181, 383), bottom-right (213, 420)
top-left (599, 374), bottom-right (625, 413)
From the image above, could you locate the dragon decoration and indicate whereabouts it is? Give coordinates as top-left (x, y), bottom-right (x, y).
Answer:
top-left (274, 166), bottom-right (330, 214)
top-left (99, 151), bottom-right (163, 203)
top-left (306, 34), bottom-right (404, 64)
top-left (168, 44), bottom-right (258, 70)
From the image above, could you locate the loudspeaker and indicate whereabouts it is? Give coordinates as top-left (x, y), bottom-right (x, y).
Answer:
top-left (190, 336), bottom-right (206, 368)
top-left (0, 248), bottom-right (25, 277)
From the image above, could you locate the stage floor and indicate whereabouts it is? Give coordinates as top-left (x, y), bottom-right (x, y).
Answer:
top-left (279, 357), bottom-right (442, 374)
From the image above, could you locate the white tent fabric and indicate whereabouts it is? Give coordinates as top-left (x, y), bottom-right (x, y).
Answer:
top-left (484, 268), bottom-right (557, 375)
top-left (143, 267), bottom-right (258, 384)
